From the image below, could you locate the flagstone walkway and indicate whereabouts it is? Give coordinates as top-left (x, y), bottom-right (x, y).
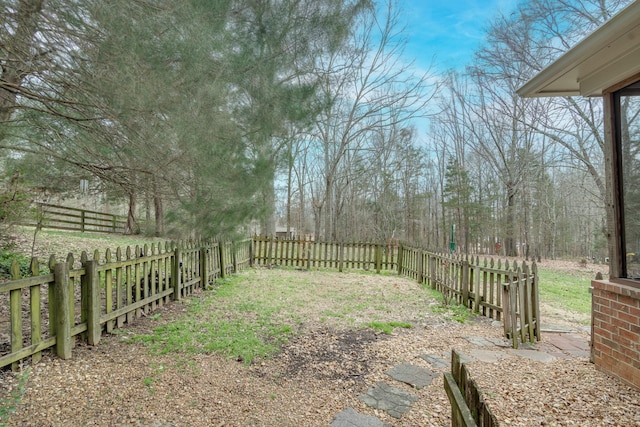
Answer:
top-left (330, 327), bottom-right (590, 426)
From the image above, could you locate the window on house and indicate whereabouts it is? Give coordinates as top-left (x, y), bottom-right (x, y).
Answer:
top-left (618, 81), bottom-right (640, 279)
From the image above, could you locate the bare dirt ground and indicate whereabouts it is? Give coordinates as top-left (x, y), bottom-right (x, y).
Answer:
top-left (1, 230), bottom-right (638, 426)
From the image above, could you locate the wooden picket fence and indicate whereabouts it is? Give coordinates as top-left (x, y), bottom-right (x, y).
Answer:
top-left (251, 236), bottom-right (398, 272)
top-left (398, 246), bottom-right (540, 348)
top-left (444, 349), bottom-right (499, 427)
top-left (0, 239), bottom-right (251, 370)
top-left (1, 236), bottom-right (539, 371)
top-left (251, 238), bottom-right (539, 347)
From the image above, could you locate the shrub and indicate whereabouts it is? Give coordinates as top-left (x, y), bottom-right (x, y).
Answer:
top-left (0, 251), bottom-right (33, 279)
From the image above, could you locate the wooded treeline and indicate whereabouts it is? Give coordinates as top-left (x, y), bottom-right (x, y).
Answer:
top-left (0, 0), bottom-right (634, 259)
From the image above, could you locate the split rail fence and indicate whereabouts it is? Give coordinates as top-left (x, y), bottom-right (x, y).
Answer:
top-left (0, 239), bottom-right (251, 371)
top-left (30, 203), bottom-right (129, 234)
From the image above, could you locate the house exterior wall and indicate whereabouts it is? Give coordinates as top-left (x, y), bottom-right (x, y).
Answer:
top-left (591, 279), bottom-right (640, 389)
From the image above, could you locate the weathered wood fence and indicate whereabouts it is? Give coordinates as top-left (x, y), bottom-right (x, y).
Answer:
top-left (252, 236), bottom-right (398, 272)
top-left (0, 239), bottom-right (251, 370)
top-left (250, 238), bottom-right (539, 347)
top-left (31, 203), bottom-right (129, 234)
top-left (444, 349), bottom-right (499, 427)
top-left (398, 246), bottom-right (540, 348)
top-left (1, 236), bottom-right (539, 371)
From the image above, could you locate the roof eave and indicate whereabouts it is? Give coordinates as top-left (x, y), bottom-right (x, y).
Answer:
top-left (517, 1), bottom-right (640, 98)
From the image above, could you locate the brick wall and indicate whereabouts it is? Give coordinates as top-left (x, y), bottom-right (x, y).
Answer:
top-left (591, 280), bottom-right (640, 389)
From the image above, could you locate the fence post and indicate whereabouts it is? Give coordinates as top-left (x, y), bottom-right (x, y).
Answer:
top-left (532, 262), bottom-right (541, 342)
top-left (503, 275), bottom-right (519, 348)
top-left (83, 260), bottom-right (101, 346)
top-left (29, 258), bottom-right (42, 364)
top-left (80, 210), bottom-right (85, 233)
top-left (338, 243), bottom-right (344, 273)
top-left (375, 244), bottom-right (382, 274)
top-left (232, 242), bottom-right (237, 273)
top-left (502, 281), bottom-right (510, 342)
top-left (53, 262), bottom-right (72, 359)
top-left (429, 256), bottom-right (436, 290)
top-left (397, 243), bottom-right (404, 275)
top-left (267, 236), bottom-right (273, 266)
top-left (172, 247), bottom-right (182, 301)
top-left (517, 268), bottom-right (527, 344)
top-left (133, 249), bottom-right (142, 317)
top-left (219, 243), bottom-right (226, 279)
top-left (461, 259), bottom-right (469, 308)
top-left (416, 249), bottom-right (423, 285)
top-left (473, 264), bottom-right (481, 313)
top-left (249, 238), bottom-right (254, 267)
top-left (46, 256), bottom-right (56, 336)
top-left (9, 261), bottom-right (22, 371)
top-left (200, 246), bottom-right (209, 288)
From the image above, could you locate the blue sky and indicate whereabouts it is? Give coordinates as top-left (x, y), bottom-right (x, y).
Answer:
top-left (399, 0), bottom-right (518, 72)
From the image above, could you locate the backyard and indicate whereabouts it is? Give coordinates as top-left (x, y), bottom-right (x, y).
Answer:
top-left (0, 229), bottom-right (638, 426)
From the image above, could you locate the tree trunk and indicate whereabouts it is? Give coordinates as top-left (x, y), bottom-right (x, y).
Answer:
top-left (286, 146), bottom-right (293, 237)
top-left (324, 177), bottom-right (333, 242)
top-left (260, 177), bottom-right (275, 236)
top-left (125, 192), bottom-right (137, 235)
top-left (145, 189), bottom-right (151, 232)
top-left (313, 199), bottom-right (323, 241)
top-left (154, 194), bottom-right (164, 236)
top-left (298, 178), bottom-right (305, 236)
top-left (0, 0), bottom-right (44, 128)
top-left (505, 184), bottom-right (518, 257)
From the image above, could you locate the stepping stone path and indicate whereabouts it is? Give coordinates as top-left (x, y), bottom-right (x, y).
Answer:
top-left (330, 331), bottom-right (591, 426)
top-left (419, 354), bottom-right (450, 369)
top-left (386, 363), bottom-right (437, 389)
top-left (330, 364), bottom-right (436, 425)
top-left (358, 382), bottom-right (419, 418)
top-left (331, 408), bottom-right (392, 427)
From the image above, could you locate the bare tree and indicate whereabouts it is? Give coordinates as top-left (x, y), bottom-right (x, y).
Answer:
top-left (310, 0), bottom-right (436, 240)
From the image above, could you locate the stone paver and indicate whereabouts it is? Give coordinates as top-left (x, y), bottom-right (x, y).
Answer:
top-left (517, 342), bottom-right (537, 350)
top-left (541, 323), bottom-right (579, 333)
top-left (464, 336), bottom-right (496, 347)
top-left (470, 349), bottom-right (511, 363)
top-left (419, 354), bottom-right (450, 369)
top-left (452, 351), bottom-right (474, 364)
top-left (386, 363), bottom-right (437, 389)
top-left (485, 337), bottom-right (511, 347)
top-left (358, 382), bottom-right (418, 418)
top-left (331, 330), bottom-right (592, 424)
top-left (545, 333), bottom-right (591, 357)
top-left (509, 348), bottom-right (556, 362)
top-left (330, 408), bottom-right (391, 427)
top-left (535, 342), bottom-right (572, 359)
